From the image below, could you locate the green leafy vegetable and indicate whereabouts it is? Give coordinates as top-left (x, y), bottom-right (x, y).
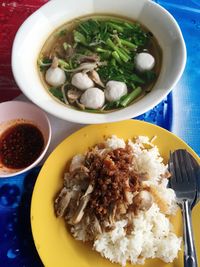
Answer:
top-left (120, 87), bottom-right (142, 107)
top-left (41, 17), bottom-right (158, 113)
top-left (118, 38), bottom-right (137, 49)
top-left (38, 58), bottom-right (52, 72)
top-left (58, 59), bottom-right (70, 70)
top-left (112, 51), bottom-right (122, 64)
top-left (98, 62), bottom-right (145, 88)
top-left (73, 31), bottom-right (87, 46)
top-left (143, 71), bottom-right (157, 82)
top-left (63, 42), bottom-right (68, 50)
top-left (57, 29), bottom-right (67, 37)
top-left (107, 22), bottom-right (124, 32)
top-left (49, 87), bottom-right (64, 102)
top-left (106, 38), bottom-right (130, 62)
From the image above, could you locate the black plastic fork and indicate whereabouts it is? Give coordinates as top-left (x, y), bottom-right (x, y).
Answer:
top-left (169, 149), bottom-right (199, 267)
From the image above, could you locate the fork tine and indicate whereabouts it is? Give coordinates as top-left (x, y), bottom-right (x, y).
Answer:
top-left (168, 152), bottom-right (178, 187)
top-left (169, 150), bottom-right (199, 266)
top-left (178, 150), bottom-right (189, 183)
top-left (173, 150), bottom-right (183, 183)
top-left (189, 154), bottom-right (200, 185)
top-left (190, 155), bottom-right (199, 169)
top-left (185, 151), bottom-right (197, 184)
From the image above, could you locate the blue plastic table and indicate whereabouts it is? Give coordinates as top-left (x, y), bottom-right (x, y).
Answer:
top-left (0, 1), bottom-right (200, 266)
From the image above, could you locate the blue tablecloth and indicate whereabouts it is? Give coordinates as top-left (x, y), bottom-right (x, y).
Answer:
top-left (0, 1), bottom-right (200, 266)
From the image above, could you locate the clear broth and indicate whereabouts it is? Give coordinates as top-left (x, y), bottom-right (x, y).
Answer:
top-left (38, 14), bottom-right (162, 113)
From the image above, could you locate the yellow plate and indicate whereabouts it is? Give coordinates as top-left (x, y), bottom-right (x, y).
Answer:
top-left (31, 120), bottom-right (200, 267)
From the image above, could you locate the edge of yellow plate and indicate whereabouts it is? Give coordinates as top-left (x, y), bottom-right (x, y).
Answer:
top-left (31, 120), bottom-right (200, 267)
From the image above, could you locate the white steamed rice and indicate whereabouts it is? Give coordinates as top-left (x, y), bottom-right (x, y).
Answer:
top-left (71, 135), bottom-right (181, 265)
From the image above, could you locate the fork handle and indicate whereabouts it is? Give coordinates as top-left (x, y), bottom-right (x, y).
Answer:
top-left (182, 200), bottom-right (198, 267)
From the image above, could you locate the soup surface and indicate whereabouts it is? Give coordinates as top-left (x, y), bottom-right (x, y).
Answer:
top-left (38, 15), bottom-right (162, 113)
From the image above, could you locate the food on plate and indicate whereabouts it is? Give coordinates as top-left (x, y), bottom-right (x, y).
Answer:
top-left (38, 15), bottom-right (162, 113)
top-left (54, 135), bottom-right (181, 266)
top-left (0, 122), bottom-right (44, 169)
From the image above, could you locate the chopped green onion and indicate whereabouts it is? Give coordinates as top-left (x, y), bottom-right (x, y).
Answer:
top-left (110, 58), bottom-right (116, 66)
top-left (112, 51), bottom-right (122, 64)
top-left (116, 48), bottom-right (130, 62)
top-left (119, 38), bottom-right (137, 49)
top-left (58, 59), bottom-right (70, 70)
top-left (106, 38), bottom-right (130, 62)
top-left (78, 23), bottom-right (90, 35)
top-left (120, 87), bottom-right (142, 107)
top-left (107, 22), bottom-right (124, 32)
top-left (124, 22), bottom-right (134, 29)
top-left (96, 47), bottom-right (111, 54)
top-left (106, 38), bottom-right (116, 49)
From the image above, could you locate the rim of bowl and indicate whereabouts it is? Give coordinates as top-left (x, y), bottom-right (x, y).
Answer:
top-left (11, 0), bottom-right (186, 124)
top-left (0, 101), bottom-right (52, 178)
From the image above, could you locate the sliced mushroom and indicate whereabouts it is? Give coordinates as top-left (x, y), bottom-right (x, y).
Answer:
top-left (69, 154), bottom-right (85, 173)
top-left (88, 70), bottom-right (105, 88)
top-left (66, 62), bottom-right (98, 73)
top-left (108, 204), bottom-right (117, 225)
top-left (54, 188), bottom-right (72, 217)
top-left (61, 84), bottom-right (69, 104)
top-left (51, 56), bottom-right (59, 68)
top-left (67, 88), bottom-right (82, 104)
top-left (63, 172), bottom-right (73, 188)
top-left (78, 54), bottom-right (100, 63)
top-left (72, 194), bottom-right (91, 224)
top-left (65, 61), bottom-right (107, 73)
top-left (79, 179), bottom-right (90, 191)
top-left (72, 166), bottom-right (89, 180)
top-left (92, 216), bottom-right (102, 235)
top-left (82, 184), bottom-right (94, 197)
top-left (75, 100), bottom-right (85, 110)
top-left (65, 45), bottom-right (74, 59)
top-left (71, 184), bottom-right (93, 224)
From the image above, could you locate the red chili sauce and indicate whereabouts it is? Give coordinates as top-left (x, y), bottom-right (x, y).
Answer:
top-left (0, 123), bottom-right (44, 169)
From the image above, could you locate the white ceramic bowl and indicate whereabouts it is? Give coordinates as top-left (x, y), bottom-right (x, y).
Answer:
top-left (0, 101), bottom-right (51, 178)
top-left (12, 0), bottom-right (186, 124)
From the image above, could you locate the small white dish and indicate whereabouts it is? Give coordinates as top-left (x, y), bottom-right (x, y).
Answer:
top-left (0, 101), bottom-right (51, 178)
top-left (12, 0), bottom-right (186, 124)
